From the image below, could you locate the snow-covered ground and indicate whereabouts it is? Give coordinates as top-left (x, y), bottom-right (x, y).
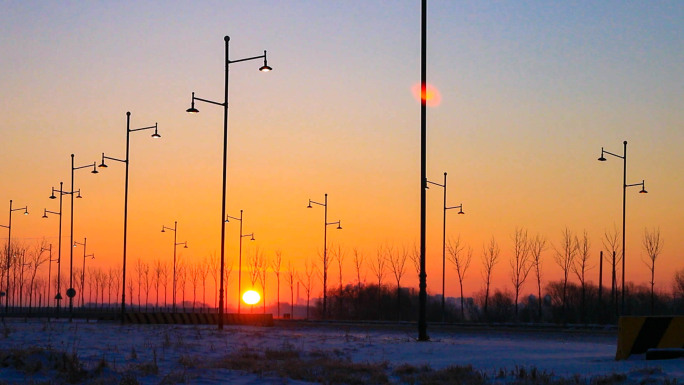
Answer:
top-left (0, 318), bottom-right (681, 384)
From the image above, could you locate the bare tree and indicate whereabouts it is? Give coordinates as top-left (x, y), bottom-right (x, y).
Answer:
top-left (86, 267), bottom-right (97, 307)
top-left (409, 244), bottom-right (420, 277)
top-left (387, 245), bottom-right (408, 320)
top-left (135, 258), bottom-right (145, 309)
top-left (223, 263), bottom-right (233, 311)
top-left (272, 251), bottom-right (283, 317)
top-left (352, 248), bottom-right (365, 288)
top-left (369, 246), bottom-right (386, 287)
top-left (177, 262), bottom-right (187, 310)
top-left (300, 259), bottom-right (316, 319)
top-left (481, 236), bottom-right (500, 316)
top-left (510, 227), bottom-right (532, 318)
top-left (160, 261), bottom-right (169, 308)
top-left (602, 225), bottom-right (621, 313)
top-left (259, 254), bottom-right (269, 314)
top-left (674, 268), bottom-right (684, 303)
top-left (287, 261), bottom-right (297, 318)
top-left (208, 252), bottom-right (219, 309)
top-left (333, 244), bottom-right (346, 289)
top-left (142, 261), bottom-right (152, 311)
top-left (447, 236), bottom-right (472, 320)
top-left (153, 260), bottom-right (162, 309)
top-left (27, 239), bottom-right (49, 310)
top-left (529, 234), bottom-right (547, 320)
top-left (112, 267), bottom-right (122, 309)
top-left (189, 263), bottom-right (201, 311)
top-left (198, 257), bottom-right (210, 309)
top-left (572, 230), bottom-right (592, 322)
top-left (642, 227), bottom-right (663, 314)
top-left (554, 227), bottom-right (578, 317)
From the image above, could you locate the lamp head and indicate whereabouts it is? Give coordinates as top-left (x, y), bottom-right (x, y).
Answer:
top-left (23, 208), bottom-right (28, 215)
top-left (76, 191), bottom-right (82, 199)
top-left (307, 200), bottom-right (312, 209)
top-left (336, 221), bottom-right (342, 230)
top-left (49, 188), bottom-right (57, 199)
top-left (161, 227), bottom-right (165, 233)
top-left (598, 148), bottom-right (607, 161)
top-left (259, 51), bottom-right (272, 72)
top-left (91, 164), bottom-right (99, 174)
top-left (458, 207), bottom-right (465, 215)
top-left (250, 234), bottom-right (255, 241)
top-left (184, 242), bottom-right (188, 249)
top-left (42, 209), bottom-right (48, 219)
top-left (98, 153), bottom-right (108, 168)
top-left (186, 92), bottom-right (199, 113)
top-left (639, 181), bottom-right (647, 194)
top-left (151, 127), bottom-right (161, 138)
top-left (225, 216), bottom-right (230, 223)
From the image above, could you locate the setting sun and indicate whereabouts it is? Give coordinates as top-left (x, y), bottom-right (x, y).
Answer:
top-left (242, 290), bottom-right (261, 305)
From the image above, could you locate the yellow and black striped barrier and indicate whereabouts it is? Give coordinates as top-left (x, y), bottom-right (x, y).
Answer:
top-left (616, 316), bottom-right (684, 360)
top-left (124, 312), bottom-right (273, 326)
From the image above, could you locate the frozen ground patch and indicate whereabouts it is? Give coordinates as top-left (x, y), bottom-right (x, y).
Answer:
top-left (0, 319), bottom-right (681, 384)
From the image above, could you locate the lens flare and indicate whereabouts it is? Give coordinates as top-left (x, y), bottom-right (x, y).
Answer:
top-left (242, 290), bottom-right (261, 305)
top-left (411, 83), bottom-right (442, 107)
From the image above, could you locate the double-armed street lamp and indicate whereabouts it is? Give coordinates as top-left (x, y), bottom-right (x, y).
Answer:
top-left (426, 172), bottom-right (465, 321)
top-left (46, 181), bottom-right (72, 312)
top-left (161, 221), bottom-right (187, 312)
top-left (186, 35), bottom-right (272, 330)
top-left (597, 141), bottom-right (648, 313)
top-left (0, 200), bottom-right (28, 313)
top-left (307, 193), bottom-right (342, 319)
top-left (98, 111), bottom-right (160, 323)
top-left (225, 209), bottom-right (255, 314)
top-left (73, 238), bottom-right (94, 307)
top-left (69, 154), bottom-right (98, 317)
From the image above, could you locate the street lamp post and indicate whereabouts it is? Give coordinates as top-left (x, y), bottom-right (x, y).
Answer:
top-left (186, 35), bottom-right (271, 330)
top-left (73, 238), bottom-right (94, 307)
top-left (161, 221), bottom-right (187, 312)
top-left (426, 172), bottom-right (465, 322)
top-left (225, 209), bottom-right (255, 314)
top-left (307, 193), bottom-right (342, 319)
top-left (1, 200), bottom-right (28, 313)
top-left (98, 111), bottom-right (160, 323)
top-left (598, 140), bottom-right (647, 314)
top-left (69, 154), bottom-right (98, 318)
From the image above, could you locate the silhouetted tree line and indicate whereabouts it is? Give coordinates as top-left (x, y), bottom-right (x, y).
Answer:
top-left (308, 280), bottom-right (684, 324)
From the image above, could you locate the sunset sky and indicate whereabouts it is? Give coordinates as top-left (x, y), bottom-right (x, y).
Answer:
top-left (1, 1), bottom-right (682, 306)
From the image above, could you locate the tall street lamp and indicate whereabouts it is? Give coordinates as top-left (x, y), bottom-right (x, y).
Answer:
top-left (98, 111), bottom-right (160, 323)
top-left (186, 35), bottom-right (272, 330)
top-left (597, 140), bottom-right (647, 313)
top-left (161, 221), bottom-right (187, 312)
top-left (1, 200), bottom-right (28, 313)
top-left (418, 0), bottom-right (430, 341)
top-left (44, 181), bottom-right (70, 312)
top-left (69, 154), bottom-right (98, 317)
top-left (225, 209), bottom-right (255, 314)
top-left (307, 193), bottom-right (342, 319)
top-left (426, 172), bottom-right (465, 321)
top-left (73, 238), bottom-right (94, 307)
